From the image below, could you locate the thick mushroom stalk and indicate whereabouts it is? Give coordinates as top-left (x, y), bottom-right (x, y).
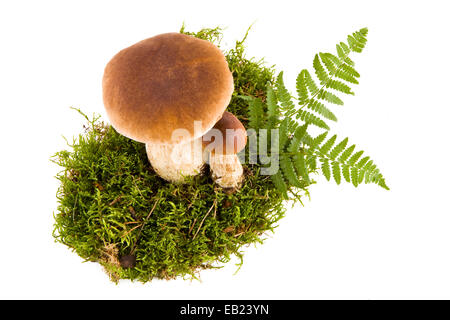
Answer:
top-left (145, 136), bottom-right (204, 183)
top-left (209, 153), bottom-right (244, 189)
top-left (203, 112), bottom-right (247, 189)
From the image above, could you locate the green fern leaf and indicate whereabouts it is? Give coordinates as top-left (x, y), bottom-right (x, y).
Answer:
top-left (377, 177), bottom-right (390, 190)
top-left (270, 171), bottom-right (289, 199)
top-left (293, 152), bottom-right (310, 183)
top-left (358, 168), bottom-right (365, 184)
top-left (321, 158), bottom-right (331, 181)
top-left (337, 42), bottom-right (355, 66)
top-left (320, 134), bottom-right (337, 154)
top-left (280, 155), bottom-right (303, 188)
top-left (266, 86), bottom-right (280, 129)
top-left (248, 97), bottom-right (264, 130)
top-left (351, 167), bottom-right (359, 187)
top-left (329, 137), bottom-right (349, 159)
top-left (278, 117), bottom-right (290, 150)
top-left (306, 99), bottom-right (337, 121)
top-left (326, 79), bottom-right (354, 95)
top-left (336, 43), bottom-right (345, 59)
top-left (262, 28), bottom-right (389, 191)
top-left (287, 118), bottom-right (299, 132)
top-left (347, 35), bottom-right (363, 53)
top-left (297, 110), bottom-right (330, 130)
top-left (307, 155), bottom-right (317, 171)
top-left (340, 63), bottom-right (360, 78)
top-left (317, 89), bottom-right (344, 105)
top-left (319, 52), bottom-right (337, 74)
top-left (348, 150), bottom-right (364, 165)
top-left (356, 156), bottom-right (370, 168)
top-left (296, 70), bottom-right (309, 104)
top-left (332, 161), bottom-right (341, 185)
top-left (339, 144), bottom-right (356, 162)
top-left (303, 69), bottom-right (319, 95)
top-left (312, 131), bottom-right (328, 148)
top-left (335, 69), bottom-right (359, 84)
top-left (302, 132), bottom-right (315, 147)
top-left (287, 124), bottom-right (308, 153)
top-left (347, 28), bottom-right (368, 53)
top-left (342, 164), bottom-right (351, 183)
top-left (276, 72), bottom-right (296, 112)
top-left (339, 41), bottom-right (350, 55)
top-left (362, 160), bottom-right (375, 181)
top-left (313, 54), bottom-right (329, 85)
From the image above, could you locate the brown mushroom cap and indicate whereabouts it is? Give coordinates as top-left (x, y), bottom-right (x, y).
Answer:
top-left (202, 111), bottom-right (247, 154)
top-left (102, 33), bottom-right (234, 144)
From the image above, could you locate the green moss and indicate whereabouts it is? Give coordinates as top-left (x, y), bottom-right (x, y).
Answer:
top-left (52, 26), bottom-right (298, 283)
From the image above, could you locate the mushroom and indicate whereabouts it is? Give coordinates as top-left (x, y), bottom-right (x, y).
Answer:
top-left (202, 112), bottom-right (247, 189)
top-left (102, 33), bottom-right (234, 183)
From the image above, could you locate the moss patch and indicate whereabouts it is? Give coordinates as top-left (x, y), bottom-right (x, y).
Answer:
top-left (52, 26), bottom-right (299, 283)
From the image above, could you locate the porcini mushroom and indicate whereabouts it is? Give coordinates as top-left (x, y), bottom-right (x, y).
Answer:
top-left (203, 111), bottom-right (247, 189)
top-left (102, 33), bottom-right (234, 183)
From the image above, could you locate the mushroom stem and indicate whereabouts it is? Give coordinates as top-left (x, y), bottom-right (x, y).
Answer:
top-left (146, 137), bottom-right (204, 183)
top-left (209, 153), bottom-right (244, 189)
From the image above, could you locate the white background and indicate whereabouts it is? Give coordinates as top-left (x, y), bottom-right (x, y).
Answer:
top-left (1, 0), bottom-right (449, 299)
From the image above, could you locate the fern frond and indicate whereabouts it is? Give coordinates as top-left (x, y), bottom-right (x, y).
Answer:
top-left (348, 150), bottom-right (364, 165)
top-left (276, 72), bottom-right (296, 113)
top-left (321, 158), bottom-right (331, 181)
top-left (317, 89), bottom-right (344, 105)
top-left (303, 69), bottom-right (319, 95)
top-left (329, 137), bottom-right (349, 159)
top-left (306, 99), bottom-right (337, 122)
top-left (313, 135), bottom-right (388, 189)
top-left (248, 97), bottom-right (264, 130)
top-left (278, 118), bottom-right (290, 150)
top-left (326, 79), bottom-right (354, 95)
top-left (347, 28), bottom-right (368, 53)
top-left (296, 110), bottom-right (330, 130)
top-left (287, 124), bottom-right (308, 153)
top-left (342, 164), bottom-right (351, 183)
top-left (241, 27), bottom-right (388, 192)
top-left (319, 52), bottom-right (337, 74)
top-left (280, 155), bottom-right (304, 188)
top-left (313, 54), bottom-right (329, 85)
top-left (266, 86), bottom-right (280, 129)
top-left (270, 171), bottom-right (289, 199)
top-left (339, 144), bottom-right (356, 162)
top-left (296, 70), bottom-right (309, 104)
top-left (356, 156), bottom-right (370, 168)
top-left (332, 161), bottom-right (341, 185)
top-left (312, 131), bottom-right (329, 149)
top-left (293, 152), bottom-right (310, 183)
top-left (320, 134), bottom-right (337, 154)
top-left (336, 42), bottom-right (354, 66)
top-left (351, 167), bottom-right (359, 187)
top-left (302, 132), bottom-right (315, 147)
top-left (307, 155), bottom-right (317, 172)
top-left (334, 69), bottom-right (359, 84)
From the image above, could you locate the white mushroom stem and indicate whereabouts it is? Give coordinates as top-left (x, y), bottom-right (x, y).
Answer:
top-left (209, 153), bottom-right (244, 189)
top-left (146, 137), bottom-right (204, 183)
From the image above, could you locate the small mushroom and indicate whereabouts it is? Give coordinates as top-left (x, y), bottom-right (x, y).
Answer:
top-left (203, 112), bottom-right (247, 189)
top-left (102, 33), bottom-right (234, 183)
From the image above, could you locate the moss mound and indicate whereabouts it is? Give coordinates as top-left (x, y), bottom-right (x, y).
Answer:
top-left (52, 26), bottom-right (298, 282)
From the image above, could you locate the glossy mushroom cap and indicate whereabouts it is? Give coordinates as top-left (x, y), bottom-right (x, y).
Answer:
top-left (102, 33), bottom-right (234, 144)
top-left (202, 111), bottom-right (247, 154)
